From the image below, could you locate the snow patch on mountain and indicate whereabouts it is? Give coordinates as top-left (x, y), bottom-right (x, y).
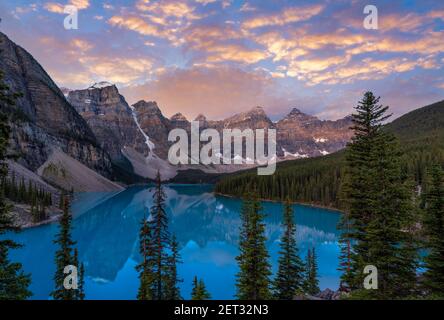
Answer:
top-left (282, 148), bottom-right (309, 159)
top-left (88, 81), bottom-right (114, 89)
top-left (314, 137), bottom-right (328, 143)
top-left (129, 105), bottom-right (155, 155)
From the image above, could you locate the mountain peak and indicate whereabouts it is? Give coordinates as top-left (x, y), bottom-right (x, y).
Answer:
top-left (247, 106), bottom-right (266, 115)
top-left (170, 112), bottom-right (188, 122)
top-left (288, 107), bottom-right (303, 115)
top-left (88, 81), bottom-right (115, 90)
top-left (282, 107), bottom-right (318, 123)
top-left (194, 114), bottom-right (207, 121)
top-left (133, 100), bottom-right (161, 113)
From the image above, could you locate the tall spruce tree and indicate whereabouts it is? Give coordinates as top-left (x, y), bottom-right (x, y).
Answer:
top-left (149, 171), bottom-right (170, 300)
top-left (273, 199), bottom-right (304, 299)
top-left (235, 193), bottom-right (272, 300)
top-left (164, 235), bottom-right (182, 300)
top-left (51, 198), bottom-right (77, 300)
top-left (191, 276), bottom-right (199, 299)
top-left (422, 165), bottom-right (444, 296)
top-left (303, 248), bottom-right (320, 295)
top-left (191, 276), bottom-right (211, 300)
top-left (136, 214), bottom-right (155, 300)
top-left (78, 262), bottom-right (85, 300)
top-left (0, 70), bottom-right (31, 300)
top-left (339, 92), bottom-right (417, 299)
top-left (73, 248), bottom-right (85, 300)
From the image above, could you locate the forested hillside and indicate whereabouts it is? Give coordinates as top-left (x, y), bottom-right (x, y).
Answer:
top-left (215, 100), bottom-right (444, 209)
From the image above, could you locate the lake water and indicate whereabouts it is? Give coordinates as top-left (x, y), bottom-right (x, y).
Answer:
top-left (5, 184), bottom-right (342, 300)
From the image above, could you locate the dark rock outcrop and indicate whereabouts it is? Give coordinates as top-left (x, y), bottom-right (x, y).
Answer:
top-left (0, 32), bottom-right (112, 177)
top-left (67, 83), bottom-right (148, 160)
top-left (170, 112), bottom-right (190, 131)
top-left (277, 107), bottom-right (353, 158)
top-left (132, 100), bottom-right (171, 158)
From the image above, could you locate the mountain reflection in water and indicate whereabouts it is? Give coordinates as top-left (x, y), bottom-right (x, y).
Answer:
top-left (6, 184), bottom-right (341, 299)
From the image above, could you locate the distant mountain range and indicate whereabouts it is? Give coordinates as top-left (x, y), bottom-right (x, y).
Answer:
top-left (0, 30), bottom-right (406, 192)
top-left (66, 81), bottom-right (353, 180)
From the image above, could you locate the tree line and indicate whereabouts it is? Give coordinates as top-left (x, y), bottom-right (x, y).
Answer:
top-left (1, 173), bottom-right (53, 223)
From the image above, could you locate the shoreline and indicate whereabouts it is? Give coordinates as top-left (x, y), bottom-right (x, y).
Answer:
top-left (14, 185), bottom-right (343, 229)
top-left (214, 192), bottom-right (343, 214)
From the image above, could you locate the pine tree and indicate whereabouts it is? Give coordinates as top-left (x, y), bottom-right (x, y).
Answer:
top-left (78, 262), bottom-right (85, 300)
top-left (136, 214), bottom-right (155, 300)
top-left (0, 70), bottom-right (31, 300)
top-left (191, 276), bottom-right (211, 300)
top-left (307, 248), bottom-right (320, 295)
top-left (339, 92), bottom-right (418, 299)
top-left (273, 199), bottom-right (304, 299)
top-left (235, 193), bottom-right (272, 300)
top-left (303, 248), bottom-right (320, 295)
top-left (422, 165), bottom-right (444, 296)
top-left (165, 235), bottom-right (182, 300)
top-left (72, 248), bottom-right (85, 300)
top-left (149, 171), bottom-right (170, 300)
top-left (59, 192), bottom-right (65, 210)
top-left (51, 198), bottom-right (77, 300)
top-left (191, 276), bottom-right (199, 299)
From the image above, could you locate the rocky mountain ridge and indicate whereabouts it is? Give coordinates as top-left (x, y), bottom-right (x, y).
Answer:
top-left (67, 83), bottom-right (148, 161)
top-left (66, 80), bottom-right (353, 179)
top-left (0, 31), bottom-right (112, 179)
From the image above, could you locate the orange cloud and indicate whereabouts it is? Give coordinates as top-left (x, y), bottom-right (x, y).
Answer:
top-left (242, 5), bottom-right (324, 29)
top-left (205, 44), bottom-right (270, 64)
top-left (43, 2), bottom-right (64, 13)
top-left (44, 0), bottom-right (90, 13)
top-left (304, 58), bottom-right (419, 85)
top-left (347, 31), bottom-right (444, 56)
top-left (71, 38), bottom-right (93, 52)
top-left (69, 0), bottom-right (90, 9)
top-left (108, 16), bottom-right (162, 37)
top-left (136, 0), bottom-right (202, 22)
top-left (287, 55), bottom-right (350, 76)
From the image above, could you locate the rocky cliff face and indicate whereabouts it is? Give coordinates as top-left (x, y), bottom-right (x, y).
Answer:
top-left (277, 108), bottom-right (353, 157)
top-left (223, 106), bottom-right (275, 130)
top-left (0, 32), bottom-right (112, 176)
top-left (67, 83), bottom-right (148, 160)
top-left (132, 100), bottom-right (171, 159)
top-left (126, 103), bottom-right (352, 163)
top-left (170, 113), bottom-right (190, 131)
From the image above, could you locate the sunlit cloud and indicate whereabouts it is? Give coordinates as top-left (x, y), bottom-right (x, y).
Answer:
top-left (108, 15), bottom-right (163, 37)
top-left (305, 58), bottom-right (419, 86)
top-left (205, 44), bottom-right (270, 64)
top-left (136, 0), bottom-right (202, 22)
top-left (44, 0), bottom-right (89, 13)
top-left (43, 2), bottom-right (65, 13)
top-left (242, 4), bottom-right (324, 29)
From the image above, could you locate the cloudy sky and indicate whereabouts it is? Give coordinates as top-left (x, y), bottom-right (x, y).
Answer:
top-left (0, 0), bottom-right (443, 120)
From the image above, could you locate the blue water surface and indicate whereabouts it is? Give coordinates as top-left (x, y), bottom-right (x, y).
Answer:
top-left (6, 184), bottom-right (342, 300)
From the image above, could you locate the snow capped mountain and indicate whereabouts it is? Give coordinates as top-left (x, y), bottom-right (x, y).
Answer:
top-left (88, 81), bottom-right (114, 89)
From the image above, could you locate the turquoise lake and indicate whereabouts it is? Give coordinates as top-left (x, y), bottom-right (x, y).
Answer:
top-left (6, 184), bottom-right (342, 300)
